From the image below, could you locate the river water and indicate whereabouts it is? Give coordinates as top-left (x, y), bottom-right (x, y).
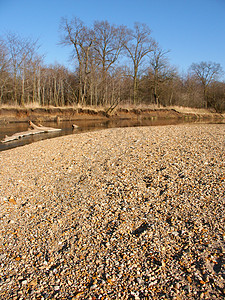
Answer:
top-left (0, 118), bottom-right (223, 152)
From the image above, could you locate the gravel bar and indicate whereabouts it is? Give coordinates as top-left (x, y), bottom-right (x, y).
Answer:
top-left (0, 124), bottom-right (225, 300)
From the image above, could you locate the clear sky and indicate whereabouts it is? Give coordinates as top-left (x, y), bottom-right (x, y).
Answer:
top-left (0, 0), bottom-right (225, 78)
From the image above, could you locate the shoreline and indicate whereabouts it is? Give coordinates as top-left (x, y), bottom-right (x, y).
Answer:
top-left (0, 106), bottom-right (224, 124)
top-left (0, 124), bottom-right (224, 299)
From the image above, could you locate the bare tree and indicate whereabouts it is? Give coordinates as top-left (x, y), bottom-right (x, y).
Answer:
top-left (124, 22), bottom-right (155, 104)
top-left (60, 17), bottom-right (95, 105)
top-left (93, 20), bottom-right (127, 104)
top-left (206, 81), bottom-right (225, 112)
top-left (30, 55), bottom-right (43, 105)
top-left (149, 45), bottom-right (169, 106)
top-left (93, 21), bottom-right (126, 73)
top-left (189, 61), bottom-right (223, 108)
top-left (0, 39), bottom-right (10, 103)
top-left (5, 33), bottom-right (40, 105)
top-left (148, 45), bottom-right (178, 106)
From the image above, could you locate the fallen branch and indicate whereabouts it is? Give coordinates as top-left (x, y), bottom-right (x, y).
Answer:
top-left (28, 121), bottom-right (62, 132)
top-left (1, 121), bottom-right (61, 143)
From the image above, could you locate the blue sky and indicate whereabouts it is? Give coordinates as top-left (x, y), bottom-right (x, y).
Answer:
top-left (0, 0), bottom-right (225, 78)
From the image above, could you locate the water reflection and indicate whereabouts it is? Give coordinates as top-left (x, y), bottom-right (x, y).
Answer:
top-left (0, 118), bottom-right (223, 152)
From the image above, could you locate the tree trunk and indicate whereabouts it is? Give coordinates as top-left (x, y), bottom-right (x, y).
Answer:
top-left (133, 71), bottom-right (138, 104)
top-left (21, 68), bottom-right (25, 106)
top-left (37, 67), bottom-right (41, 105)
top-left (33, 72), bottom-right (36, 103)
top-left (204, 86), bottom-right (208, 109)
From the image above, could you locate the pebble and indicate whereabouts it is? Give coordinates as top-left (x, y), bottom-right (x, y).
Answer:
top-left (0, 124), bottom-right (224, 299)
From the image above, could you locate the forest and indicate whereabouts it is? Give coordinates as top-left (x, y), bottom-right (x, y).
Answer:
top-left (0, 18), bottom-right (224, 112)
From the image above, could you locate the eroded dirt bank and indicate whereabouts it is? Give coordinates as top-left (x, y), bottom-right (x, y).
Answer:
top-left (0, 107), bottom-right (224, 123)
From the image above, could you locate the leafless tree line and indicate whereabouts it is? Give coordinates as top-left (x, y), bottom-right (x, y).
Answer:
top-left (0, 19), bottom-right (224, 112)
top-left (0, 33), bottom-right (75, 107)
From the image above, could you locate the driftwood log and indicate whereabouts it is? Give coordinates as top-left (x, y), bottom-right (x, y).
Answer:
top-left (1, 121), bottom-right (61, 143)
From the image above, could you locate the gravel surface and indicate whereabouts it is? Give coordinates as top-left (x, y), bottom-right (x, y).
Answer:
top-left (0, 124), bottom-right (224, 300)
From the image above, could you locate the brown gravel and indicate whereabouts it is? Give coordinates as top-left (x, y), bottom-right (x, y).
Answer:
top-left (0, 124), bottom-right (225, 299)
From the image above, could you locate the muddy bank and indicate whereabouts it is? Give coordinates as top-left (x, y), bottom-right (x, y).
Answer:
top-left (0, 107), bottom-right (224, 123)
top-left (0, 107), bottom-right (107, 123)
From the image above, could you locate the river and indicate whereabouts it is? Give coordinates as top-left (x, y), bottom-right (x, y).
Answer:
top-left (0, 118), bottom-right (223, 152)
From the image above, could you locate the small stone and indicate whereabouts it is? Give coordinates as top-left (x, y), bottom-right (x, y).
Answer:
top-left (200, 292), bottom-right (204, 299)
top-left (187, 276), bottom-right (192, 283)
top-left (18, 276), bottom-right (24, 281)
top-left (175, 282), bottom-right (180, 289)
top-left (68, 280), bottom-right (72, 286)
top-left (172, 231), bottom-right (179, 236)
top-left (29, 279), bottom-right (37, 287)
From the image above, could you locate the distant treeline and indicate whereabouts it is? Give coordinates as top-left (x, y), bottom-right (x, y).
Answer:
top-left (0, 18), bottom-right (224, 112)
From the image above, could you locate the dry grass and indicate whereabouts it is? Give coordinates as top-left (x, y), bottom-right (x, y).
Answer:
top-left (0, 102), bottom-right (43, 109)
top-left (169, 105), bottom-right (217, 114)
top-left (116, 104), bottom-right (220, 115)
top-left (116, 103), bottom-right (161, 110)
top-left (0, 103), bottom-right (106, 111)
top-left (0, 103), bottom-right (221, 115)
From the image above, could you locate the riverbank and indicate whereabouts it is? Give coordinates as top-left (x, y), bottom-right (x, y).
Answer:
top-left (0, 124), bottom-right (224, 299)
top-left (0, 106), bottom-right (224, 123)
